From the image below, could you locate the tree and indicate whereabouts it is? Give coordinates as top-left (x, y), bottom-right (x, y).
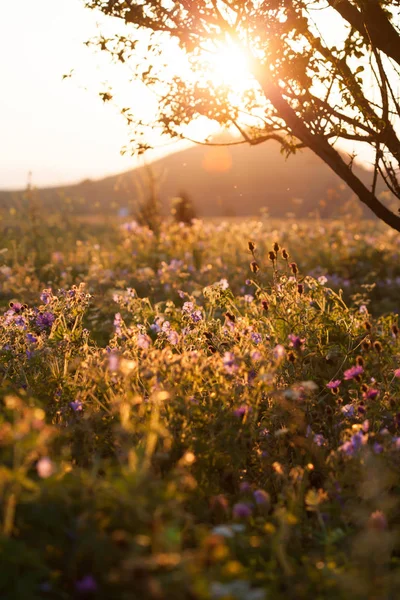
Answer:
top-left (84, 0), bottom-right (400, 230)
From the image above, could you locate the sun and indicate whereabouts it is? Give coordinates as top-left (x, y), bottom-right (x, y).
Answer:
top-left (211, 42), bottom-right (252, 89)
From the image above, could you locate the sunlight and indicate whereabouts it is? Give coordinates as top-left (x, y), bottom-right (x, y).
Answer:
top-left (210, 42), bottom-right (252, 91)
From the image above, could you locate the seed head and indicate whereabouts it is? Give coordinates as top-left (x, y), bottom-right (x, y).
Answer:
top-left (282, 248), bottom-right (289, 260)
top-left (248, 241), bottom-right (255, 252)
top-left (373, 340), bottom-right (382, 353)
top-left (290, 262), bottom-right (298, 275)
top-left (356, 355), bottom-right (364, 367)
top-left (268, 251), bottom-right (276, 262)
top-left (273, 242), bottom-right (280, 253)
top-left (392, 324), bottom-right (398, 336)
top-left (225, 312), bottom-right (236, 322)
top-left (363, 321), bottom-right (372, 331)
top-left (262, 300), bottom-right (269, 312)
top-left (250, 261), bottom-right (259, 273)
top-left (297, 283), bottom-right (304, 295)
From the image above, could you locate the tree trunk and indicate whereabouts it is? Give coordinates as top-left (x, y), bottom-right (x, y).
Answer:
top-left (255, 67), bottom-right (400, 231)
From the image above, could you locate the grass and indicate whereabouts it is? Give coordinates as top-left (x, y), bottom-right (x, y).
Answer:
top-left (0, 207), bottom-right (400, 599)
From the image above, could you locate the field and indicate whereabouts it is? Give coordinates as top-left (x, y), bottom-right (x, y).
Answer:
top-left (1, 208), bottom-right (400, 599)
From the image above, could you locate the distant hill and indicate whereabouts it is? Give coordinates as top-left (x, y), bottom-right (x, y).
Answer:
top-left (0, 140), bottom-right (378, 218)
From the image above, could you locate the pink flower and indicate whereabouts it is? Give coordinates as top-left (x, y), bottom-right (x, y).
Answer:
top-left (394, 368), bottom-right (400, 378)
top-left (344, 365), bottom-right (364, 380)
top-left (37, 457), bottom-right (54, 479)
top-left (326, 379), bottom-right (341, 389)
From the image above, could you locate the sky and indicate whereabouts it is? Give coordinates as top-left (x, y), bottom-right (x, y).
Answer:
top-left (0, 0), bottom-right (180, 190)
top-left (0, 1), bottom-right (375, 191)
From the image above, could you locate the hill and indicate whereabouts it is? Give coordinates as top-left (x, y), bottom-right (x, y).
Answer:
top-left (0, 140), bottom-right (376, 218)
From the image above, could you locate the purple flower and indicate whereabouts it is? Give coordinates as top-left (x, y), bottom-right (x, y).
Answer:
top-left (253, 489), bottom-right (270, 505)
top-left (341, 404), bottom-right (355, 417)
top-left (113, 313), bottom-right (123, 334)
top-left (234, 404), bottom-right (251, 418)
top-left (223, 352), bottom-right (238, 374)
top-left (373, 442), bottom-right (383, 454)
top-left (326, 379), bottom-right (341, 390)
top-left (75, 575), bottom-right (98, 594)
top-left (232, 502), bottom-right (252, 519)
top-left (344, 365), bottom-right (364, 380)
top-left (40, 289), bottom-right (52, 305)
top-left (70, 401), bottom-right (83, 412)
top-left (167, 330), bottom-right (179, 345)
top-left (313, 434), bottom-right (326, 447)
top-left (251, 350), bottom-right (262, 361)
top-left (363, 388), bottom-right (379, 400)
top-left (26, 333), bottom-right (37, 344)
top-left (244, 294), bottom-right (254, 303)
top-left (15, 316), bottom-right (27, 329)
top-left (182, 301), bottom-right (195, 313)
top-left (288, 334), bottom-right (305, 351)
top-left (251, 332), bottom-right (262, 344)
top-left (137, 333), bottom-right (151, 350)
top-left (191, 310), bottom-right (203, 323)
top-left (36, 312), bottom-right (55, 329)
top-left (240, 481), bottom-right (251, 493)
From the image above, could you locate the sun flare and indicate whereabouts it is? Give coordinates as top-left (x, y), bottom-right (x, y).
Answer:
top-left (211, 42), bottom-right (252, 90)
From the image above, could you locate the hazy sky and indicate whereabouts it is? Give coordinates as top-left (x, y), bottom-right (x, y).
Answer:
top-left (0, 0), bottom-right (175, 190)
top-left (1, 1), bottom-right (374, 191)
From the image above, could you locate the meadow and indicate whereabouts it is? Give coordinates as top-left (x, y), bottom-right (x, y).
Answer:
top-left (1, 207), bottom-right (400, 599)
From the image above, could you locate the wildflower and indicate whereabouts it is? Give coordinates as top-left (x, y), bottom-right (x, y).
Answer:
top-left (167, 330), bottom-right (179, 345)
top-left (240, 481), bottom-right (251, 493)
top-left (223, 352), bottom-right (238, 374)
top-left (373, 442), bottom-right (383, 454)
top-left (191, 310), bottom-right (203, 322)
top-left (234, 404), bottom-right (250, 419)
top-left (318, 275), bottom-right (328, 285)
top-left (232, 503), bottom-right (252, 519)
top-left (75, 575), bottom-right (98, 594)
top-left (341, 404), bottom-right (355, 417)
top-left (359, 304), bottom-right (368, 314)
top-left (113, 313), bottom-right (123, 335)
top-left (37, 457), bottom-right (54, 479)
top-left (70, 401), bottom-right (83, 412)
top-left (250, 261), bottom-right (259, 273)
top-left (393, 368), bottom-right (400, 378)
top-left (326, 379), bottom-right (341, 391)
top-left (108, 352), bottom-right (119, 371)
top-left (251, 350), bottom-right (262, 361)
top-left (182, 301), bottom-right (195, 314)
top-left (313, 434), bottom-right (326, 447)
top-left (40, 289), bottom-right (52, 305)
top-left (273, 344), bottom-right (286, 361)
top-left (344, 365), bottom-right (364, 380)
top-left (211, 525), bottom-right (234, 538)
top-left (36, 312), bottom-right (55, 329)
top-left (251, 332), bottom-right (262, 345)
top-left (136, 333), bottom-right (151, 349)
top-left (254, 489), bottom-right (270, 506)
top-left (363, 388), bottom-right (379, 400)
top-left (244, 294), bottom-right (254, 303)
top-left (217, 278), bottom-right (229, 290)
top-left (288, 333), bottom-right (305, 351)
top-left (368, 511), bottom-right (387, 531)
